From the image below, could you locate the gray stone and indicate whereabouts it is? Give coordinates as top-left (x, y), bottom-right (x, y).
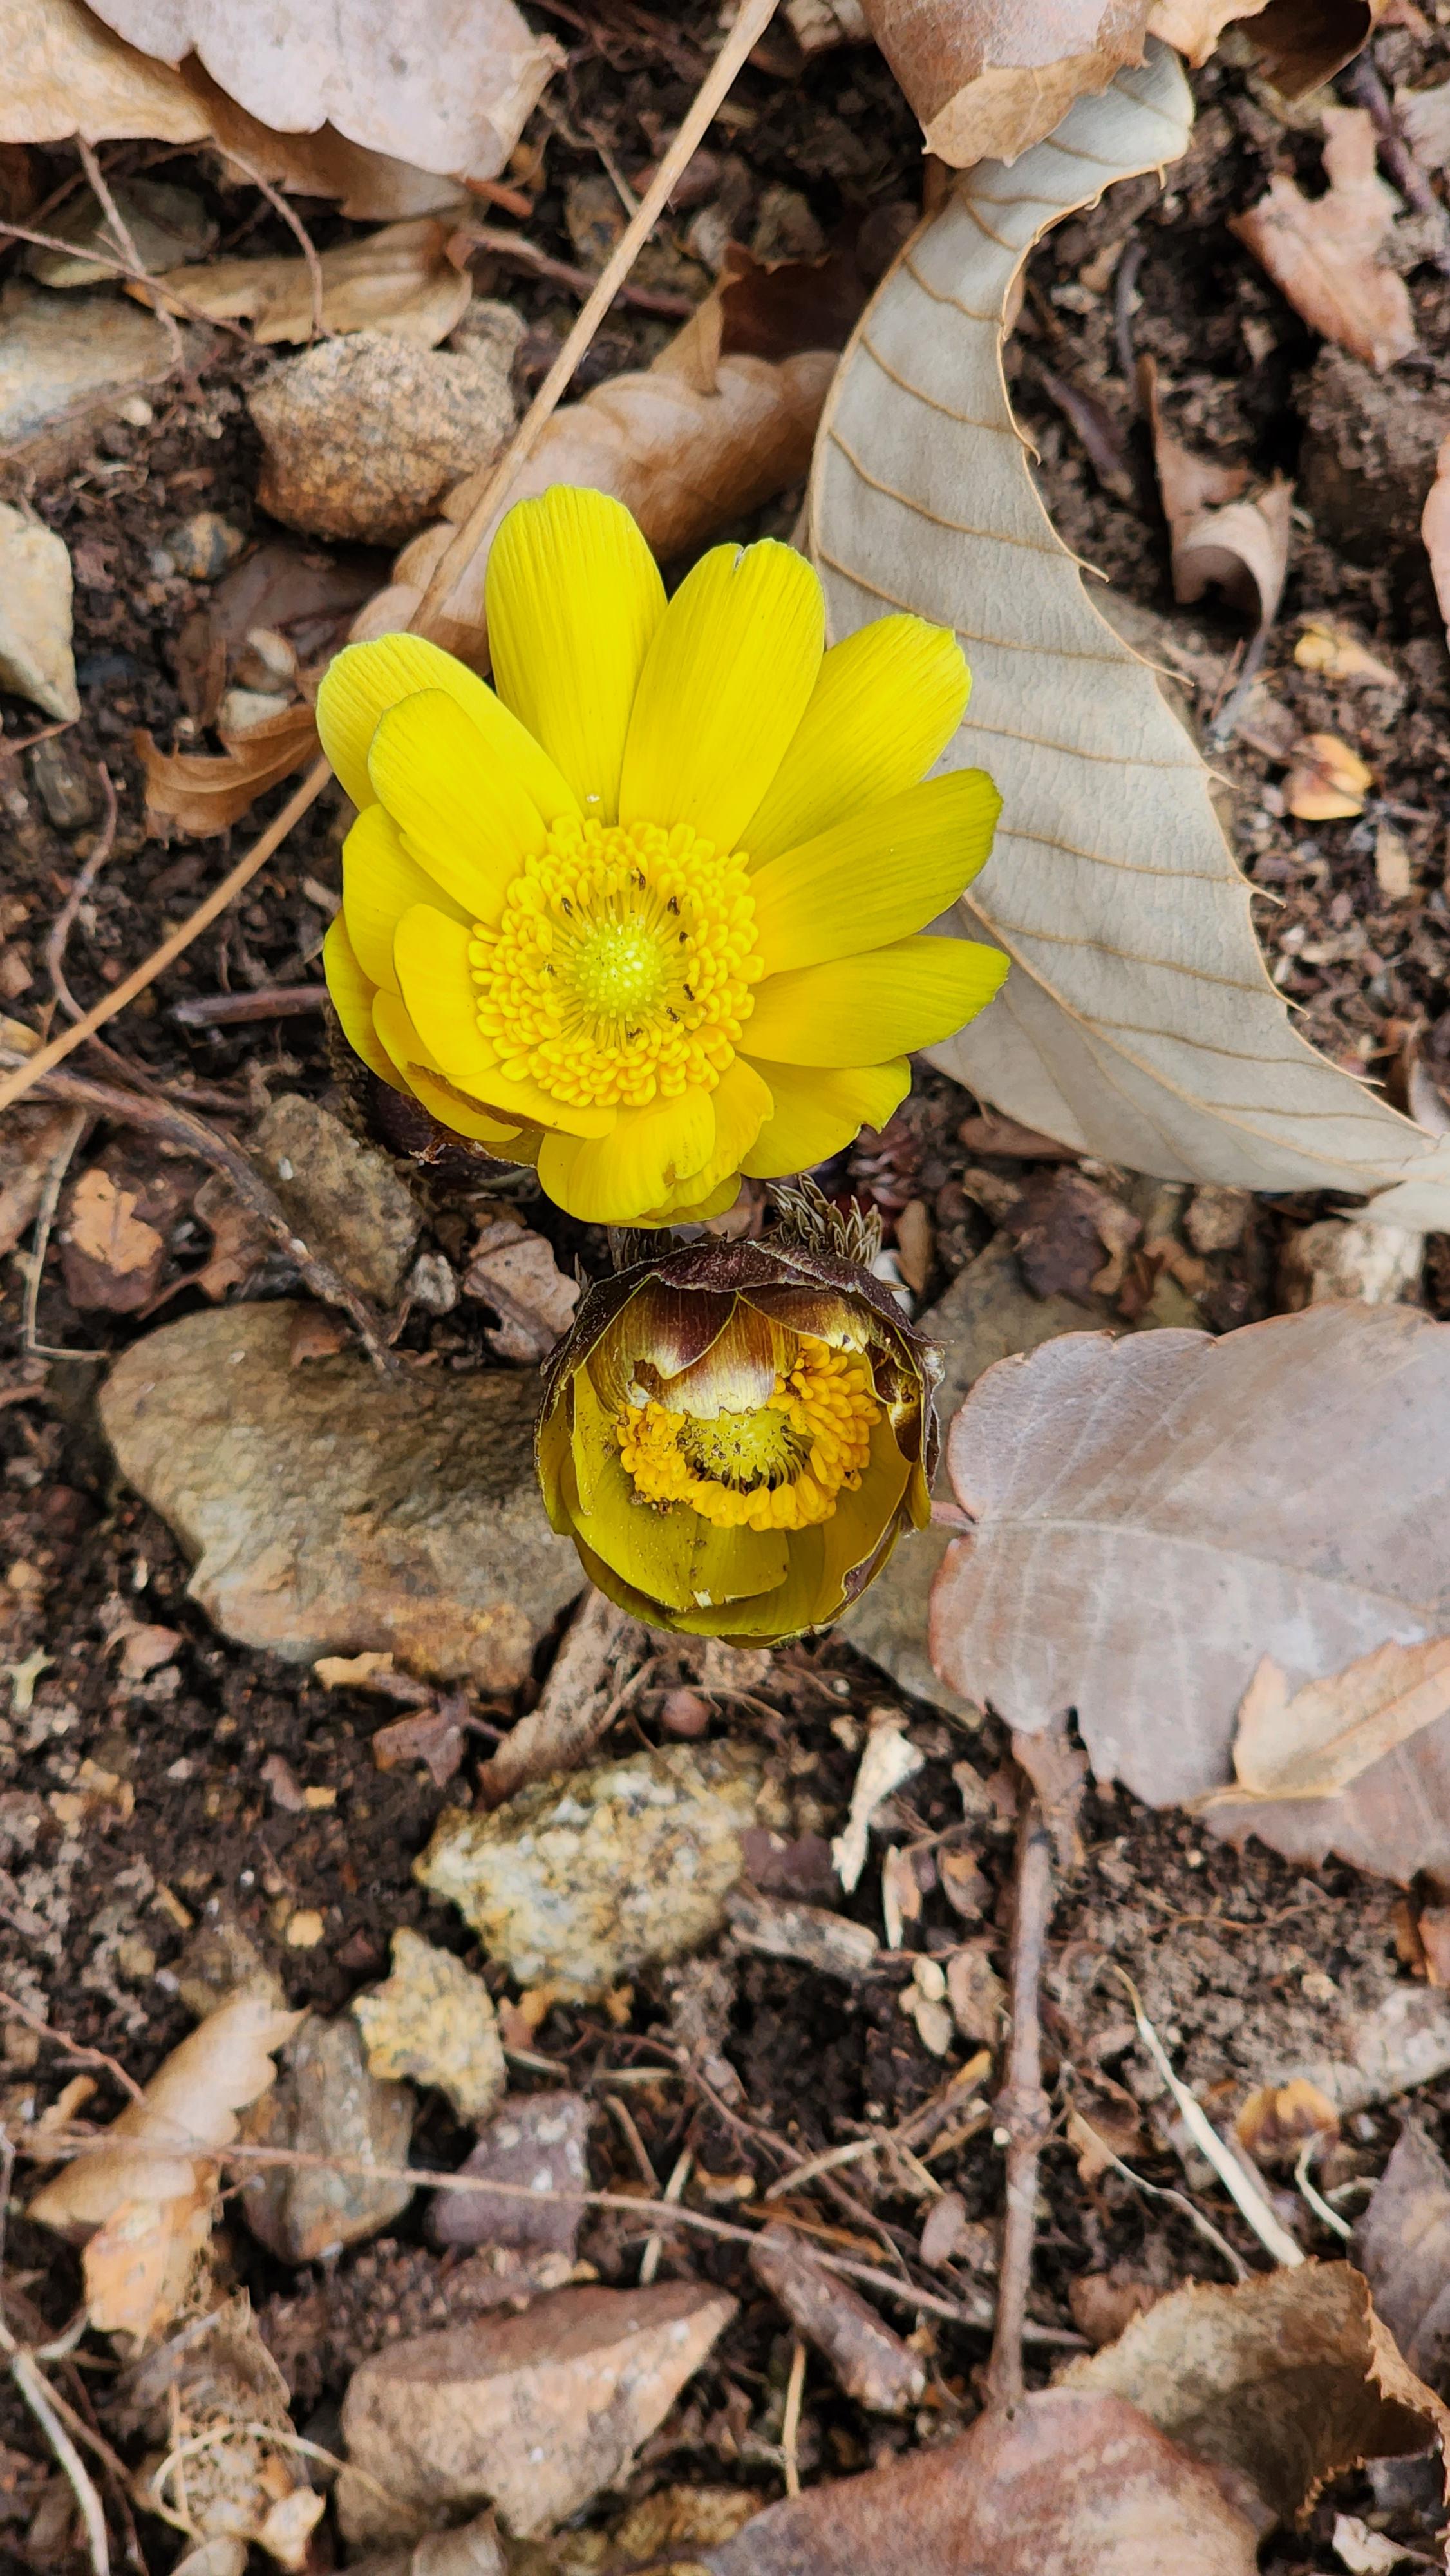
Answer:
top-left (163, 510), bottom-right (246, 582)
top-left (99, 1302), bottom-right (582, 1689)
top-left (242, 2012), bottom-right (415, 2263)
top-left (0, 281), bottom-right (173, 461)
top-left (250, 330), bottom-right (514, 545)
top-left (429, 2090), bottom-right (589, 2255)
top-left (840, 1236), bottom-right (1111, 1714)
top-left (28, 732), bottom-right (95, 832)
top-left (0, 502), bottom-right (78, 720)
top-left (251, 1091), bottom-right (419, 1305)
top-left (419, 1742), bottom-right (764, 2001)
top-left (24, 177), bottom-right (216, 289)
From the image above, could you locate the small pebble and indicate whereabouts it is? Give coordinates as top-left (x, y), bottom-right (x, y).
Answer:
top-left (164, 511), bottom-right (245, 581)
top-left (28, 733), bottom-right (96, 833)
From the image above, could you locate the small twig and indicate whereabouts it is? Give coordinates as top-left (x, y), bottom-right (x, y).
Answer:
top-left (3, 1050), bottom-right (397, 1374)
top-left (0, 216), bottom-right (250, 341)
top-left (460, 222), bottom-right (695, 316)
top-left (986, 1794), bottom-right (1055, 2410)
top-left (0, 760), bottom-right (331, 1117)
top-left (1342, 54), bottom-right (1450, 278)
top-left (416, 0), bottom-right (784, 638)
top-left (640, 2145), bottom-right (693, 2286)
top-left (21, 1107), bottom-right (88, 1361)
top-left (781, 2335), bottom-right (807, 2498)
top-left (605, 2090), bottom-right (659, 2193)
top-left (1294, 2134), bottom-right (1353, 2242)
top-left (1115, 1967), bottom-right (1304, 2268)
top-left (76, 137), bottom-right (187, 380)
top-left (147, 2419), bottom-right (399, 2537)
top-left (170, 984), bottom-right (328, 1027)
top-left (212, 142), bottom-right (328, 338)
top-left (0, 1989), bottom-right (146, 2103)
top-left (1062, 2098), bottom-right (1248, 2280)
top-left (44, 764), bottom-right (118, 1023)
top-left (0, 717), bottom-right (75, 764)
top-left (0, 2315), bottom-right (109, 2576)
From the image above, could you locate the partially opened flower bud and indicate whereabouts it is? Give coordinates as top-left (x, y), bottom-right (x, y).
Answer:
top-left (538, 1201), bottom-right (939, 1644)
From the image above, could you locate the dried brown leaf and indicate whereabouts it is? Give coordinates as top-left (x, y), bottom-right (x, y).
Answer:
top-left (189, 1170), bottom-right (269, 1301)
top-left (361, 246), bottom-right (863, 664)
top-left (1234, 2076), bottom-right (1339, 2165)
top-left (1354, 2123), bottom-right (1450, 2392)
top-left (172, 537), bottom-right (380, 722)
top-left (1424, 435), bottom-right (1450, 648)
top-left (1284, 730), bottom-right (1374, 820)
top-left (1244, 0), bottom-right (1390, 99)
top-left (370, 1698), bottom-right (469, 1787)
top-left (1206, 1639), bottom-right (1450, 1804)
top-left (930, 1304), bottom-right (1450, 1840)
top-left (1231, 106), bottom-right (1416, 374)
top-left (1141, 354), bottom-right (1291, 630)
top-left (84, 0), bottom-right (558, 183)
top-left (810, 52), bottom-right (1450, 1226)
top-left (463, 1219), bottom-right (579, 1364)
top-left (701, 2387), bottom-right (1259, 2573)
top-left (1065, 2262), bottom-right (1449, 2530)
top-left (858, 1), bottom-right (1156, 169)
top-left (116, 2293), bottom-right (323, 2564)
top-left (136, 696), bottom-right (319, 835)
top-left (60, 1163), bottom-right (165, 1311)
top-left (1295, 620), bottom-right (1399, 686)
top-left (149, 216), bottom-right (470, 348)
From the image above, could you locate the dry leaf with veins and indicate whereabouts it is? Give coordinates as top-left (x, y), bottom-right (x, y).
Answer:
top-left (137, 696), bottom-right (319, 837)
top-left (809, 46), bottom-right (1450, 1227)
top-left (1205, 1640), bottom-right (1450, 1806)
top-left (1231, 106), bottom-right (1417, 374)
top-left (1353, 2124), bottom-right (1450, 2391)
top-left (928, 1302), bottom-right (1450, 1827)
top-left (1066, 2262), bottom-right (1450, 2533)
top-left (147, 216), bottom-right (470, 348)
top-left (858, 0), bottom-right (1156, 169)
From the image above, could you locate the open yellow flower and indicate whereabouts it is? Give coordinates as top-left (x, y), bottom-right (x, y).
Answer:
top-left (319, 486), bottom-right (1005, 1227)
top-left (538, 1220), bottom-right (941, 1642)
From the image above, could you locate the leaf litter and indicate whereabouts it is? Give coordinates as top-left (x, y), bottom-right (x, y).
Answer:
top-left (6, 6), bottom-right (1450, 2573)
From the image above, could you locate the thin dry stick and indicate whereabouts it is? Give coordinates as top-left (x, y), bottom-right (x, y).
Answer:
top-left (1115, 1967), bottom-right (1304, 2269)
top-left (1062, 2099), bottom-right (1248, 2281)
top-left (44, 765), bottom-right (118, 1023)
top-left (415, 0), bottom-right (782, 636)
top-left (986, 1795), bottom-right (1055, 2411)
top-left (0, 760), bottom-right (330, 1115)
top-left (22, 1108), bottom-right (89, 1362)
top-left (781, 2334), bottom-right (807, 2499)
top-left (0, 220), bottom-right (254, 341)
top-left (0, 2316), bottom-right (109, 2576)
top-left (639, 2145), bottom-right (693, 2286)
top-left (213, 142), bottom-right (328, 339)
top-left (76, 137), bottom-right (185, 379)
top-left (0, 1989), bottom-right (146, 2104)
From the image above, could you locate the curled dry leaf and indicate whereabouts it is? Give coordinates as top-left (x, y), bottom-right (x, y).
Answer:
top-left (1065, 2262), bottom-right (1450, 2533)
top-left (1140, 354), bottom-right (1291, 633)
top-left (1245, 1), bottom-right (1393, 100)
top-left (929, 1303), bottom-right (1450, 1838)
top-left (1231, 106), bottom-right (1417, 374)
top-left (137, 695), bottom-right (319, 835)
top-left (1424, 435), bottom-right (1450, 645)
top-left (85, 0), bottom-right (559, 183)
top-left (462, 1217), bottom-right (580, 1365)
top-left (830, 1717), bottom-right (925, 1894)
top-left (5, 0), bottom-right (507, 219)
top-left (117, 2294), bottom-right (324, 2569)
top-left (701, 2387), bottom-right (1260, 2573)
top-left (809, 48), bottom-right (1450, 1229)
top-left (1353, 2123), bottom-right (1450, 2392)
top-left (149, 216), bottom-right (471, 348)
top-left (29, 1991), bottom-right (301, 2340)
top-left (362, 244), bottom-right (864, 663)
top-left (1284, 730), bottom-right (1374, 819)
top-left (858, 0), bottom-right (1155, 169)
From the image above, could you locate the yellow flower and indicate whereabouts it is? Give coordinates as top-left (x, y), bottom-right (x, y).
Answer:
top-left (319, 485), bottom-right (1005, 1227)
top-left (537, 1213), bottom-right (940, 1643)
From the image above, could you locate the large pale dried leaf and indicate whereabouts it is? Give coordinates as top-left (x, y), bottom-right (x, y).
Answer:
top-left (1065, 2262), bottom-right (1449, 2529)
top-left (337, 2284), bottom-right (737, 2543)
top-left (137, 696), bottom-right (318, 835)
top-left (150, 217), bottom-right (469, 348)
top-left (858, 0), bottom-right (1154, 167)
top-left (362, 248), bottom-right (859, 664)
top-left (2, 0), bottom-right (489, 218)
top-left (85, 0), bottom-right (559, 182)
top-left (701, 2387), bottom-right (1259, 2573)
top-left (1231, 106), bottom-right (1416, 374)
top-left (1424, 435), bottom-right (1450, 647)
top-left (1354, 2124), bottom-right (1450, 2393)
top-left (929, 1303), bottom-right (1450, 1818)
top-left (809, 48), bottom-right (1450, 1229)
top-left (1210, 1640), bottom-right (1450, 1802)
top-left (30, 1991), bottom-right (301, 2239)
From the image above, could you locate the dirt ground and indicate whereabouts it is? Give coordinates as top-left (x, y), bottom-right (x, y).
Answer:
top-left (3, 7), bottom-right (1450, 2570)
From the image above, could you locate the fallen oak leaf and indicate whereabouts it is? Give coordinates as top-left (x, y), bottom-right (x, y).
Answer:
top-left (1199, 1639), bottom-right (1450, 1806)
top-left (136, 696), bottom-right (319, 836)
top-left (1230, 105), bottom-right (1417, 374)
top-left (1285, 730), bottom-right (1375, 820)
top-left (146, 215), bottom-right (471, 348)
top-left (809, 48), bottom-right (1450, 1226)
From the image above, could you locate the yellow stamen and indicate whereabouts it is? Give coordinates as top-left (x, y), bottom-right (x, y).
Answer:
top-left (469, 814), bottom-right (762, 1112)
top-left (616, 1332), bottom-right (880, 1532)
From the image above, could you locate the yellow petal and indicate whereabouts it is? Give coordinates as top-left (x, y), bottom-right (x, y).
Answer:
top-left (570, 1439), bottom-right (790, 1615)
top-left (368, 690), bottom-right (543, 923)
top-left (641, 1173), bottom-right (745, 1227)
top-left (819, 1415), bottom-right (911, 1604)
top-left (537, 1389), bottom-right (572, 1531)
top-left (317, 632), bottom-right (578, 824)
top-left (393, 904), bottom-right (614, 1137)
top-left (740, 1059), bottom-right (910, 1177)
top-left (619, 540), bottom-right (824, 854)
top-left (744, 937), bottom-right (1008, 1067)
top-left (343, 800), bottom-right (467, 997)
top-left (323, 914), bottom-right (402, 1090)
top-left (664, 1525), bottom-right (831, 1642)
top-left (742, 615), bottom-right (970, 866)
top-left (750, 771), bottom-right (1000, 979)
top-left (486, 486), bottom-right (666, 824)
top-left (372, 987), bottom-right (525, 1144)
top-left (538, 1088), bottom-right (715, 1224)
top-left (646, 1057), bottom-right (771, 1217)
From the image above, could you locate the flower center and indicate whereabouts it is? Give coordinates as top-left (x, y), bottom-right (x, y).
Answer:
top-left (470, 815), bottom-right (762, 1112)
top-left (616, 1333), bottom-right (881, 1533)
